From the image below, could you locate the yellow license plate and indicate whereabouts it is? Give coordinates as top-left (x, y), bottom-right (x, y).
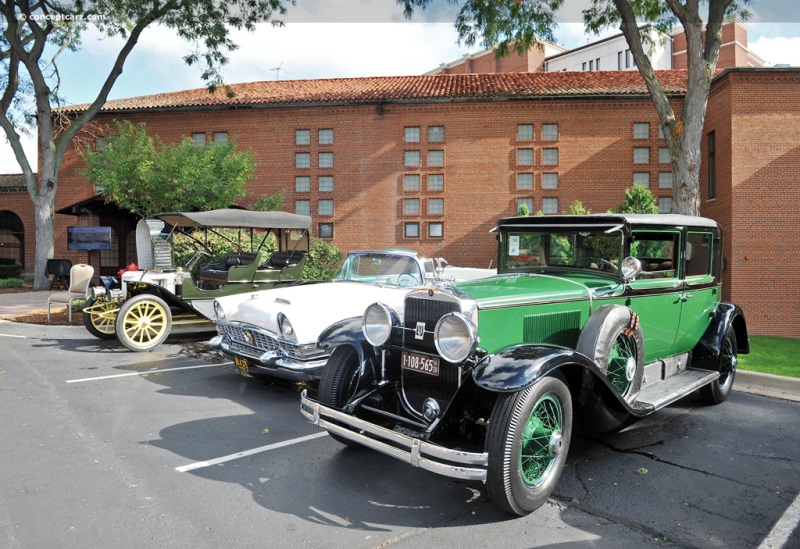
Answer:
top-left (234, 356), bottom-right (249, 372)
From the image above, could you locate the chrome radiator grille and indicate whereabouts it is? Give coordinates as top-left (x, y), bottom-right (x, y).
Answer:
top-left (402, 296), bottom-right (460, 353)
top-left (220, 323), bottom-right (321, 361)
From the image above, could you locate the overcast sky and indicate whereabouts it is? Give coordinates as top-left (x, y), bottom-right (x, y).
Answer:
top-left (2, 0), bottom-right (799, 174)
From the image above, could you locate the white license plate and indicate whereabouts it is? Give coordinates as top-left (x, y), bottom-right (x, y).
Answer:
top-left (401, 351), bottom-right (440, 376)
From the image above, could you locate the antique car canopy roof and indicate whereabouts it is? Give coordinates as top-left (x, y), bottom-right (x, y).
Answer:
top-left (492, 213), bottom-right (719, 232)
top-left (155, 209), bottom-right (312, 230)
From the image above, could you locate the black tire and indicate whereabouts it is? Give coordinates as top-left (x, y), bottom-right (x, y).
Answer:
top-left (82, 297), bottom-right (119, 340)
top-left (700, 326), bottom-right (738, 404)
top-left (318, 346), bottom-right (363, 448)
top-left (115, 294), bottom-right (173, 352)
top-left (486, 375), bottom-right (573, 515)
top-left (576, 305), bottom-right (644, 405)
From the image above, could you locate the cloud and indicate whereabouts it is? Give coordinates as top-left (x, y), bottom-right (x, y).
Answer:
top-left (0, 132), bottom-right (37, 175)
top-left (749, 36), bottom-right (800, 66)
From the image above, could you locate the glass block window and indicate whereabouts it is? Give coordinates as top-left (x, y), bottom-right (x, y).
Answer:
top-left (658, 172), bottom-right (673, 188)
top-left (428, 198), bottom-right (444, 215)
top-left (542, 148), bottom-right (559, 165)
top-left (405, 127), bottom-right (420, 143)
top-left (295, 152), bottom-right (311, 168)
top-left (404, 174), bottom-right (421, 191)
top-left (542, 124), bottom-right (558, 140)
top-left (517, 173), bottom-right (534, 190)
top-left (296, 129), bottom-right (311, 145)
top-left (319, 199), bottom-right (334, 216)
top-left (542, 173), bottom-right (558, 189)
top-left (658, 197), bottom-right (672, 213)
top-left (295, 176), bottom-right (311, 192)
top-left (404, 150), bottom-right (420, 167)
top-left (404, 222), bottom-right (420, 238)
top-left (295, 200), bottom-right (311, 215)
top-left (428, 150), bottom-right (444, 167)
top-left (633, 147), bottom-right (650, 164)
top-left (318, 128), bottom-right (334, 145)
top-left (428, 174), bottom-right (444, 191)
top-left (192, 133), bottom-right (206, 147)
top-left (318, 176), bottom-right (334, 192)
top-left (404, 198), bottom-right (420, 215)
top-left (213, 132), bottom-right (228, 144)
top-left (542, 197), bottom-right (559, 214)
top-left (319, 152), bottom-right (334, 168)
top-left (428, 126), bottom-right (444, 142)
top-left (517, 148), bottom-right (534, 165)
top-left (633, 123), bottom-right (650, 139)
top-left (517, 124), bottom-right (533, 140)
top-left (517, 197), bottom-right (533, 213)
top-left (659, 147), bottom-right (671, 164)
top-left (429, 222), bottom-right (444, 238)
top-left (633, 172), bottom-right (650, 187)
top-left (318, 223), bottom-right (333, 239)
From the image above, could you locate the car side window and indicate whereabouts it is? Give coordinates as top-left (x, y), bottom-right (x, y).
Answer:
top-left (630, 231), bottom-right (679, 280)
top-left (685, 232), bottom-right (714, 283)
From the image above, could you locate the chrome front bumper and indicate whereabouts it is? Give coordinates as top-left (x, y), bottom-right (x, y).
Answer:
top-left (300, 390), bottom-right (488, 482)
top-left (209, 334), bottom-right (328, 382)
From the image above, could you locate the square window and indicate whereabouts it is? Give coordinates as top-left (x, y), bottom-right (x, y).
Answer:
top-left (542, 173), bottom-right (558, 189)
top-left (428, 150), bottom-right (444, 167)
top-left (404, 222), bottom-right (420, 238)
top-left (633, 172), bottom-right (650, 187)
top-left (404, 174), bottom-right (421, 191)
top-left (213, 132), bottom-right (228, 144)
top-left (295, 176), bottom-right (311, 192)
top-left (659, 147), bottom-right (671, 164)
top-left (633, 123), bottom-right (650, 139)
top-left (429, 222), bottom-right (444, 238)
top-left (517, 197), bottom-right (533, 214)
top-left (404, 150), bottom-right (420, 167)
top-left (517, 148), bottom-right (534, 166)
top-left (517, 124), bottom-right (533, 140)
top-left (318, 128), bottom-right (334, 145)
top-left (319, 176), bottom-right (334, 192)
top-left (428, 174), bottom-right (444, 191)
top-left (296, 152), bottom-right (311, 168)
top-left (319, 199), bottom-right (334, 216)
top-left (318, 223), bottom-right (334, 239)
top-left (542, 124), bottom-right (558, 140)
top-left (405, 127), bottom-right (420, 143)
top-left (658, 197), bottom-right (672, 213)
top-left (192, 132), bottom-right (206, 147)
top-left (542, 197), bottom-right (559, 214)
top-left (428, 198), bottom-right (444, 215)
top-left (404, 198), bottom-right (420, 215)
top-left (658, 172), bottom-right (673, 188)
top-left (296, 129), bottom-right (311, 145)
top-left (517, 173), bottom-right (533, 190)
top-left (319, 152), bottom-right (334, 168)
top-left (542, 148), bottom-right (559, 165)
top-left (428, 126), bottom-right (444, 142)
top-left (295, 200), bottom-right (311, 215)
top-left (633, 147), bottom-right (650, 164)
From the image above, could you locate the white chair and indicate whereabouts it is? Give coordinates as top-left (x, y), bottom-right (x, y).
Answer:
top-left (47, 264), bottom-right (94, 322)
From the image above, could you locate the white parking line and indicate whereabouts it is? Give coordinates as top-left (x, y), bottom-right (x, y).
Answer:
top-left (66, 362), bottom-right (231, 383)
top-left (175, 432), bottom-right (329, 472)
top-left (759, 490), bottom-right (800, 549)
top-left (0, 332), bottom-right (26, 338)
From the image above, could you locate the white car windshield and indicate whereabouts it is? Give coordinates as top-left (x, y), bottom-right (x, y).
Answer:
top-left (334, 253), bottom-right (423, 287)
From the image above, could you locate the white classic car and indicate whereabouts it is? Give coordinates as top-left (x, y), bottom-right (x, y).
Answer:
top-left (209, 249), bottom-right (495, 382)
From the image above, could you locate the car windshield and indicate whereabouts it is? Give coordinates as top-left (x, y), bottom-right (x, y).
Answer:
top-left (334, 253), bottom-right (423, 287)
top-left (501, 230), bottom-right (623, 275)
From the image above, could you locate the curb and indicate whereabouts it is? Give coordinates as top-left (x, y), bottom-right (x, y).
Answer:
top-left (734, 369), bottom-right (800, 403)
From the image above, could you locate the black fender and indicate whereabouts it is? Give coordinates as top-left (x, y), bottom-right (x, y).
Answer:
top-left (692, 303), bottom-right (749, 371)
top-left (317, 316), bottom-right (376, 370)
top-left (126, 282), bottom-right (199, 314)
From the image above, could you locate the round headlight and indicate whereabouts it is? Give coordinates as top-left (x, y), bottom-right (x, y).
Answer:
top-left (362, 302), bottom-right (396, 347)
top-left (213, 300), bottom-right (225, 321)
top-left (434, 313), bottom-right (477, 363)
top-left (277, 313), bottom-right (294, 337)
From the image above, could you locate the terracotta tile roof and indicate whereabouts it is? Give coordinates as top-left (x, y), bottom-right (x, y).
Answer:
top-left (61, 70), bottom-right (689, 113)
top-left (0, 173), bottom-right (31, 191)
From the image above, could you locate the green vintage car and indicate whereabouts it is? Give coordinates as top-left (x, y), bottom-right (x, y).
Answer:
top-left (301, 214), bottom-right (749, 515)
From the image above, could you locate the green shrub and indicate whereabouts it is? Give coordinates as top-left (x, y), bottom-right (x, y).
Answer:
top-left (0, 278), bottom-right (24, 289)
top-left (303, 238), bottom-right (344, 281)
top-left (0, 265), bottom-right (23, 278)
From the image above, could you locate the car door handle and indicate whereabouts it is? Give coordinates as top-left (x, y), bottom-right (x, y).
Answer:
top-left (680, 293), bottom-right (694, 302)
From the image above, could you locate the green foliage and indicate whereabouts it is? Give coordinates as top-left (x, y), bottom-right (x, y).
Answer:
top-left (82, 120), bottom-right (255, 219)
top-left (303, 238), bottom-right (345, 281)
top-left (253, 190), bottom-right (285, 212)
top-left (0, 278), bottom-right (24, 289)
top-left (0, 264), bottom-right (23, 278)
top-left (611, 186), bottom-right (660, 214)
top-left (566, 200), bottom-right (591, 215)
top-left (517, 202), bottom-right (530, 216)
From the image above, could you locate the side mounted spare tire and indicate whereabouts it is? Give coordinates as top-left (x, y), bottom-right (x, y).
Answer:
top-left (576, 305), bottom-right (644, 405)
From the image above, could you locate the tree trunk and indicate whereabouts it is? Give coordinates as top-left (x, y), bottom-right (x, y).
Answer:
top-left (31, 148), bottom-right (57, 290)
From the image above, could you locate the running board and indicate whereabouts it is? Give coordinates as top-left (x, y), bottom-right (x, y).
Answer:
top-left (635, 369), bottom-right (719, 412)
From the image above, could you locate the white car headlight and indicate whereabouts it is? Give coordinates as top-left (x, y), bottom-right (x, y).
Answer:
top-left (213, 300), bottom-right (225, 321)
top-left (277, 313), bottom-right (294, 338)
top-left (434, 312), bottom-right (478, 363)
top-left (362, 302), bottom-right (397, 347)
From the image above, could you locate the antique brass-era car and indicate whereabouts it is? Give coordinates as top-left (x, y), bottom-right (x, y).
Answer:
top-left (82, 209), bottom-right (311, 351)
top-left (301, 214), bottom-right (748, 515)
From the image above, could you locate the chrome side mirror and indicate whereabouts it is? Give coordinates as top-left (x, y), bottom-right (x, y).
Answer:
top-left (621, 256), bottom-right (642, 282)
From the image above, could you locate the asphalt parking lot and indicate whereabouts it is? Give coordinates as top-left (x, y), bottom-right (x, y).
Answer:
top-left (1, 320), bottom-right (799, 549)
